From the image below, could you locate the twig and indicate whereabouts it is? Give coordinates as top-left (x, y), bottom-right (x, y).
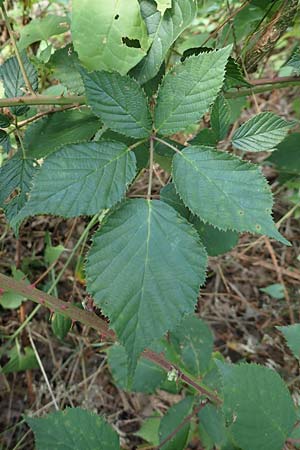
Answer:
top-left (0, 273), bottom-right (222, 405)
top-left (156, 401), bottom-right (208, 449)
top-left (1, 4), bottom-right (36, 96)
top-left (27, 327), bottom-right (59, 410)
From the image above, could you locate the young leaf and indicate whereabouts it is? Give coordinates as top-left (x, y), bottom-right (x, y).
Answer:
top-left (217, 362), bottom-right (296, 450)
top-left (135, 416), bottom-right (160, 446)
top-left (198, 404), bottom-right (227, 448)
top-left (27, 408), bottom-right (120, 450)
top-left (107, 343), bottom-right (166, 393)
top-left (86, 199), bottom-right (207, 373)
top-left (160, 183), bottom-right (239, 256)
top-left (72, 0), bottom-right (150, 75)
top-left (18, 15), bottom-right (70, 50)
top-left (260, 283), bottom-right (285, 300)
top-left (210, 94), bottom-right (231, 141)
top-left (155, 46), bottom-right (232, 136)
top-left (47, 45), bottom-right (84, 94)
top-left (12, 141), bottom-right (136, 229)
top-left (188, 128), bottom-right (217, 147)
top-left (24, 109), bottom-right (101, 158)
top-left (51, 313), bottom-right (72, 341)
top-left (170, 315), bottom-right (214, 376)
top-left (278, 324), bottom-right (300, 360)
top-left (132, 0), bottom-right (197, 84)
top-left (0, 113), bottom-right (11, 128)
top-left (172, 146), bottom-right (289, 245)
top-left (158, 396), bottom-right (194, 450)
top-left (0, 129), bottom-right (10, 152)
top-left (81, 69), bottom-right (152, 138)
top-left (224, 57), bottom-right (250, 89)
top-left (0, 267), bottom-right (30, 309)
top-left (0, 54), bottom-right (38, 116)
top-left (0, 153), bottom-right (36, 223)
top-left (285, 47), bottom-right (300, 75)
top-left (232, 112), bottom-right (292, 152)
top-left (268, 132), bottom-right (300, 175)
top-left (2, 344), bottom-right (38, 374)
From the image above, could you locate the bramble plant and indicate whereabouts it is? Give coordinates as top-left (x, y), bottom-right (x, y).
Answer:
top-left (1, 0), bottom-right (300, 449)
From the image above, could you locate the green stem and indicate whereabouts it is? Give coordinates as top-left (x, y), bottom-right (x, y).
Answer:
top-left (1, 4), bottom-right (36, 96)
top-left (147, 137), bottom-right (154, 199)
top-left (224, 79), bottom-right (300, 98)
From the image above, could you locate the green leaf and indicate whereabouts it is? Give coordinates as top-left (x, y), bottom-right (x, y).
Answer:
top-left (107, 343), bottom-right (166, 393)
top-left (217, 362), bottom-right (296, 450)
top-left (86, 199), bottom-right (207, 373)
top-left (12, 141), bottom-right (136, 228)
top-left (278, 324), bottom-right (300, 360)
top-left (260, 283), bottom-right (285, 300)
top-left (0, 129), bottom-right (10, 152)
top-left (160, 182), bottom-right (239, 256)
top-left (27, 408), bottom-right (120, 450)
top-left (2, 344), bottom-right (38, 374)
top-left (172, 146), bottom-right (289, 245)
top-left (0, 113), bottom-right (11, 128)
top-left (135, 416), bottom-right (160, 446)
top-left (47, 45), bottom-right (84, 94)
top-left (0, 54), bottom-right (38, 116)
top-left (81, 69), bottom-right (152, 139)
top-left (0, 153), bottom-right (36, 223)
top-left (224, 57), bottom-right (250, 90)
top-left (18, 15), bottom-right (70, 50)
top-left (72, 0), bottom-right (150, 75)
top-left (170, 315), bottom-right (214, 376)
top-left (132, 0), bottom-right (197, 84)
top-left (156, 0), bottom-right (172, 15)
top-left (268, 132), bottom-right (300, 175)
top-left (198, 404), bottom-right (227, 448)
top-left (158, 396), bottom-right (194, 450)
top-left (232, 112), bottom-right (292, 152)
top-left (285, 47), bottom-right (300, 75)
top-left (188, 128), bottom-right (217, 147)
top-left (0, 267), bottom-right (29, 309)
top-left (155, 46), bottom-right (232, 136)
top-left (51, 313), bottom-right (72, 340)
top-left (211, 94), bottom-right (231, 141)
top-left (24, 109), bottom-right (101, 158)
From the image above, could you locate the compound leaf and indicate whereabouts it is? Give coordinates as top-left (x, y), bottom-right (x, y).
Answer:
top-left (18, 15), bottom-right (70, 50)
top-left (27, 408), bottom-right (120, 450)
top-left (172, 146), bottom-right (289, 245)
top-left (278, 324), bottom-right (300, 361)
top-left (155, 46), bottom-right (232, 136)
top-left (12, 141), bottom-right (136, 229)
top-left (24, 109), bottom-right (101, 158)
top-left (132, 0), bottom-right (197, 84)
top-left (0, 54), bottom-right (38, 115)
top-left (217, 362), bottom-right (296, 450)
top-left (86, 199), bottom-right (207, 373)
top-left (159, 396), bottom-right (194, 450)
top-left (72, 0), bottom-right (150, 75)
top-left (81, 69), bottom-right (152, 139)
top-left (232, 112), bottom-right (292, 152)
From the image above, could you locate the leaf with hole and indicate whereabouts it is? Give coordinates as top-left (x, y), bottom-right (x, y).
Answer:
top-left (232, 112), bottom-right (293, 152)
top-left (27, 408), bottom-right (120, 450)
top-left (81, 69), bottom-right (152, 139)
top-left (155, 46), bottom-right (232, 136)
top-left (172, 146), bottom-right (289, 245)
top-left (72, 0), bottom-right (150, 75)
top-left (86, 199), bottom-right (207, 374)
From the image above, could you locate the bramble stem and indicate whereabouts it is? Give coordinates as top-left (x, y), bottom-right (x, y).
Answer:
top-left (0, 272), bottom-right (222, 405)
top-left (1, 4), bottom-right (36, 96)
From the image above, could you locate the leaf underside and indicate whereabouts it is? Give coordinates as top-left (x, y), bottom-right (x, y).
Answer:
top-left (86, 199), bottom-right (207, 373)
